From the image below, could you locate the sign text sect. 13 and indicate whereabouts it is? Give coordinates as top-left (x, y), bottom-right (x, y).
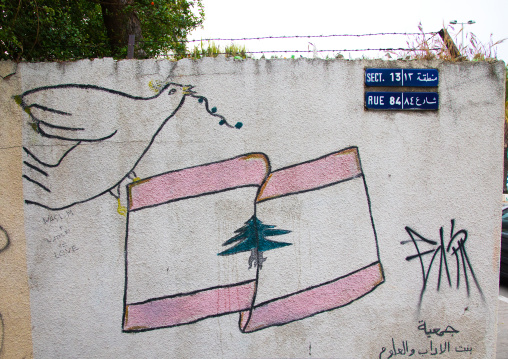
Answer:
top-left (365, 92), bottom-right (439, 110)
top-left (365, 69), bottom-right (438, 87)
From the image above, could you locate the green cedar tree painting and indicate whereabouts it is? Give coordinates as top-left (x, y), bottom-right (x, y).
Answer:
top-left (218, 215), bottom-right (291, 269)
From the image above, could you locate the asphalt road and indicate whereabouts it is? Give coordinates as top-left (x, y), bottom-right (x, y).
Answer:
top-left (498, 283), bottom-right (508, 358)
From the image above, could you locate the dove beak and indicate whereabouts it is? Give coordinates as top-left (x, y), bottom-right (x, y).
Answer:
top-left (182, 85), bottom-right (196, 95)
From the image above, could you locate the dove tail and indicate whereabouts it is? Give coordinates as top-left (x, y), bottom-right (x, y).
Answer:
top-left (23, 161), bottom-right (48, 176)
top-left (23, 142), bottom-right (81, 168)
top-left (22, 175), bottom-right (51, 192)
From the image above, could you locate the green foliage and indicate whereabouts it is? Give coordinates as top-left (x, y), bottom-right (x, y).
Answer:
top-left (224, 43), bottom-right (247, 59)
top-left (186, 41), bottom-right (248, 60)
top-left (0, 0), bottom-right (204, 61)
top-left (1, 0), bottom-right (107, 61)
top-left (132, 0), bottom-right (204, 59)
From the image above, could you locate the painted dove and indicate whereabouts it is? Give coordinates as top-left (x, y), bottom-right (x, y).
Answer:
top-left (17, 82), bottom-right (241, 210)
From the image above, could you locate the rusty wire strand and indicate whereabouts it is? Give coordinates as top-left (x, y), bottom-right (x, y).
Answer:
top-left (139, 32), bottom-right (438, 44)
top-left (215, 48), bottom-right (443, 54)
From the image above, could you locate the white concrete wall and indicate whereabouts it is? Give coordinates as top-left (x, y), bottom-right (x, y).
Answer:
top-left (0, 58), bottom-right (505, 358)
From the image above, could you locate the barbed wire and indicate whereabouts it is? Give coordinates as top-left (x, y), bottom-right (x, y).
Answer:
top-left (35, 45), bottom-right (446, 56)
top-left (140, 32), bottom-right (438, 44)
top-left (35, 32), bottom-right (441, 49)
top-left (33, 32), bottom-right (444, 54)
top-left (219, 48), bottom-right (443, 54)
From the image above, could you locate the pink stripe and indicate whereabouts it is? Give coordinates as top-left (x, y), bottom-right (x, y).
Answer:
top-left (129, 154), bottom-right (269, 210)
top-left (256, 148), bottom-right (361, 202)
top-left (124, 281), bottom-right (256, 331)
top-left (239, 262), bottom-right (383, 333)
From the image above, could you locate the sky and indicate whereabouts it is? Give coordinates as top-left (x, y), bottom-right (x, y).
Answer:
top-left (188, 0), bottom-right (508, 63)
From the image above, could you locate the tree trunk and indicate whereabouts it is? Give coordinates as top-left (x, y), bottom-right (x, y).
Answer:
top-left (100, 0), bottom-right (145, 58)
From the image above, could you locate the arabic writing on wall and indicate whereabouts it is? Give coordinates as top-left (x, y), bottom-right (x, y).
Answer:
top-left (379, 321), bottom-right (472, 358)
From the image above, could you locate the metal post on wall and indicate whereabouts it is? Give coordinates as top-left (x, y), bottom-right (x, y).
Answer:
top-left (127, 35), bottom-right (135, 59)
top-left (438, 28), bottom-right (461, 59)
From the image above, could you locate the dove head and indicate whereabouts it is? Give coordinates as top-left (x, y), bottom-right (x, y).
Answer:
top-left (139, 83), bottom-right (196, 135)
top-left (160, 83), bottom-right (196, 99)
top-left (152, 83), bottom-right (195, 116)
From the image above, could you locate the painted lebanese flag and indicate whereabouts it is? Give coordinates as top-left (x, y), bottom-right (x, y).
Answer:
top-left (122, 147), bottom-right (383, 333)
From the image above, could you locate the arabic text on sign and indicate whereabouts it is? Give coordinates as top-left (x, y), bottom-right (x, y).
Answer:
top-left (365, 69), bottom-right (439, 87)
top-left (365, 92), bottom-right (438, 110)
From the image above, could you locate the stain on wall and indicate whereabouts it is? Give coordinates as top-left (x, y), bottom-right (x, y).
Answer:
top-left (0, 64), bottom-right (33, 358)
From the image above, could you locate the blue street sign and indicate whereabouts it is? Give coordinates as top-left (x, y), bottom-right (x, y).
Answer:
top-left (365, 92), bottom-right (439, 110)
top-left (365, 69), bottom-right (438, 87)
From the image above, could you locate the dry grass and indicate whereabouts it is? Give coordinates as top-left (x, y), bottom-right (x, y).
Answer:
top-left (394, 23), bottom-right (505, 61)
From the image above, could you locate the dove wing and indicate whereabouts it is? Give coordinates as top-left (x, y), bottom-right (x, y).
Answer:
top-left (21, 85), bottom-right (120, 142)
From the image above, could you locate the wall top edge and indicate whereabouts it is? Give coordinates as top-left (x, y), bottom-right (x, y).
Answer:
top-left (1, 57), bottom-right (505, 67)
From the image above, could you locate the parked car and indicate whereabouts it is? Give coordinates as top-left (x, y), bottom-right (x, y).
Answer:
top-left (501, 206), bottom-right (508, 283)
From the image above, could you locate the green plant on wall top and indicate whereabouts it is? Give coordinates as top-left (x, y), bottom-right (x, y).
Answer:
top-left (186, 41), bottom-right (249, 60)
top-left (0, 0), bottom-right (204, 61)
